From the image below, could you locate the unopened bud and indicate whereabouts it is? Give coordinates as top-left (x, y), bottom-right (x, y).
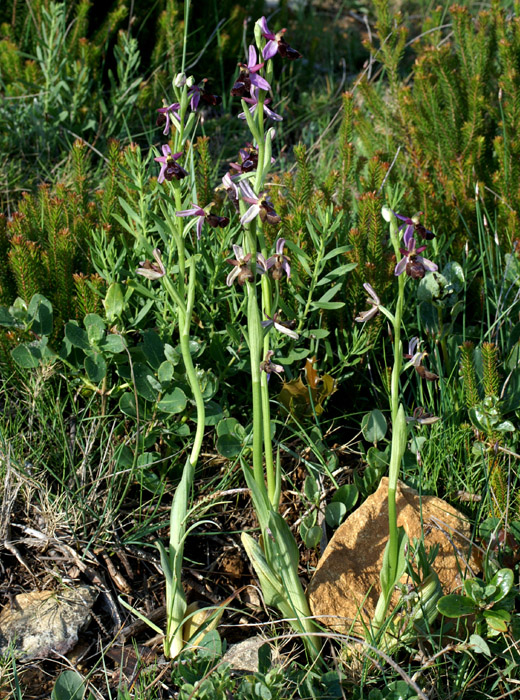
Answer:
top-left (174, 72), bottom-right (186, 88)
top-left (381, 205), bottom-right (392, 222)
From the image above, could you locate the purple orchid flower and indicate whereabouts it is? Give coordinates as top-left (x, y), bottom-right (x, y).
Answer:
top-left (176, 203), bottom-right (206, 240)
top-left (258, 16), bottom-right (302, 60)
top-left (260, 350), bottom-right (284, 381)
top-left (266, 238), bottom-right (291, 280)
top-left (176, 203), bottom-right (229, 239)
top-left (156, 102), bottom-right (180, 135)
top-left (225, 244), bottom-right (267, 286)
top-left (238, 89), bottom-right (283, 122)
top-left (239, 181), bottom-right (281, 226)
top-left (394, 233), bottom-right (437, 279)
top-left (136, 248), bottom-right (166, 280)
top-left (393, 210), bottom-right (434, 241)
top-left (231, 45), bottom-right (271, 97)
top-left (188, 80), bottom-right (222, 111)
top-left (403, 338), bottom-right (438, 380)
top-left (154, 145), bottom-right (187, 183)
top-left (355, 283), bottom-right (380, 322)
top-left (261, 311), bottom-right (299, 340)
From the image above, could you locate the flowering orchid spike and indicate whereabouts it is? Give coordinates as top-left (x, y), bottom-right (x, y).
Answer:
top-left (394, 235), bottom-right (437, 279)
top-left (260, 350), bottom-right (284, 381)
top-left (239, 181), bottom-right (281, 226)
top-left (355, 282), bottom-right (380, 322)
top-left (156, 102), bottom-right (180, 135)
top-left (176, 203), bottom-right (206, 239)
top-left (137, 248), bottom-right (166, 280)
top-left (261, 312), bottom-right (299, 339)
top-left (154, 145), bottom-right (187, 183)
top-left (231, 45), bottom-right (271, 96)
top-left (266, 238), bottom-right (291, 280)
top-left (258, 16), bottom-right (302, 60)
top-left (238, 90), bottom-right (283, 122)
top-left (393, 210), bottom-right (435, 241)
top-left (225, 244), bottom-right (266, 286)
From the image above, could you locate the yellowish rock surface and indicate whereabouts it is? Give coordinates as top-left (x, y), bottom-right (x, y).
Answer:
top-left (308, 477), bottom-right (479, 632)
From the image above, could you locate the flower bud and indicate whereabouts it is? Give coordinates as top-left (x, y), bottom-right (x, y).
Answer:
top-left (174, 72), bottom-right (186, 88)
top-left (381, 206), bottom-right (392, 222)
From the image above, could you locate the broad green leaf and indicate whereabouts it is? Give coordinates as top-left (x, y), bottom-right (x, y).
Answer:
top-left (204, 401), bottom-right (224, 426)
top-left (0, 306), bottom-right (17, 327)
top-left (361, 409), bottom-right (387, 443)
top-left (100, 334), bottom-right (126, 354)
top-left (104, 282), bottom-right (124, 322)
top-left (301, 524), bottom-right (321, 549)
top-left (157, 388), bottom-right (187, 414)
top-left (142, 330), bottom-right (165, 370)
top-left (331, 483), bottom-right (359, 511)
top-left (11, 342), bottom-right (41, 368)
top-left (157, 360), bottom-right (174, 385)
top-left (65, 321), bottom-right (90, 350)
top-left (417, 271), bottom-right (443, 302)
top-left (133, 362), bottom-right (161, 401)
top-left (490, 568), bottom-right (514, 602)
top-left (27, 294), bottom-right (53, 336)
top-left (52, 670), bottom-right (93, 700)
top-left (325, 501), bottom-right (347, 528)
top-left (483, 608), bottom-right (510, 632)
top-left (469, 633), bottom-right (491, 656)
top-left (437, 594), bottom-right (476, 617)
top-left (84, 352), bottom-right (106, 383)
top-left (216, 434), bottom-right (242, 458)
top-left (83, 314), bottom-right (105, 344)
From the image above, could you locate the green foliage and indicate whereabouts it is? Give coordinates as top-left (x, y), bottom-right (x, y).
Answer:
top-left (437, 568), bottom-right (516, 638)
top-left (355, 2), bottom-right (520, 247)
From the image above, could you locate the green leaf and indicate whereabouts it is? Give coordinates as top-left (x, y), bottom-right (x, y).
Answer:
top-left (142, 330), bottom-right (165, 370)
top-left (483, 608), bottom-right (510, 632)
top-left (52, 670), bottom-right (92, 700)
top-left (133, 362), bottom-right (161, 401)
top-left (442, 261), bottom-right (465, 294)
top-left (216, 417), bottom-right (242, 438)
top-left (468, 633), bottom-right (491, 656)
top-left (417, 272), bottom-right (442, 302)
top-left (65, 321), bottom-right (90, 350)
top-left (157, 387), bottom-right (187, 414)
top-left (104, 282), bottom-right (124, 322)
top-left (216, 433), bottom-right (242, 458)
top-left (84, 352), bottom-right (107, 383)
top-left (490, 569), bottom-right (514, 602)
top-left (204, 401), bottom-right (224, 426)
top-left (119, 392), bottom-right (138, 418)
top-left (325, 501), bottom-right (347, 528)
top-left (301, 524), bottom-right (322, 549)
top-left (157, 360), bottom-right (174, 385)
top-left (380, 526), bottom-right (408, 598)
top-left (11, 342), bottom-right (42, 368)
top-left (99, 333), bottom-right (126, 354)
top-left (0, 305), bottom-right (17, 327)
top-left (304, 475), bottom-right (320, 504)
top-left (311, 301), bottom-right (345, 310)
top-left (83, 314), bottom-right (105, 344)
top-left (331, 483), bottom-right (359, 511)
top-left (361, 409), bottom-right (387, 443)
top-left (437, 594), bottom-right (476, 617)
top-left (27, 294), bottom-right (53, 336)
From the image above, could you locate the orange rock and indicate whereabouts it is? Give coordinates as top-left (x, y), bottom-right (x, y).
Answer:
top-left (307, 478), bottom-right (479, 632)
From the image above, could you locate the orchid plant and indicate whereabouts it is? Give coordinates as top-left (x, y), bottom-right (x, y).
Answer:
top-left (355, 207), bottom-right (442, 639)
top-left (124, 11), bottom-right (320, 660)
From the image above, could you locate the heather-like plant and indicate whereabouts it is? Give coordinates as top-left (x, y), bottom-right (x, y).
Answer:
top-left (355, 2), bottom-right (520, 248)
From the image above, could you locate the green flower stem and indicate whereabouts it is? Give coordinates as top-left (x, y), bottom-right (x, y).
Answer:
top-left (372, 210), bottom-right (409, 634)
top-left (160, 257), bottom-right (205, 658)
